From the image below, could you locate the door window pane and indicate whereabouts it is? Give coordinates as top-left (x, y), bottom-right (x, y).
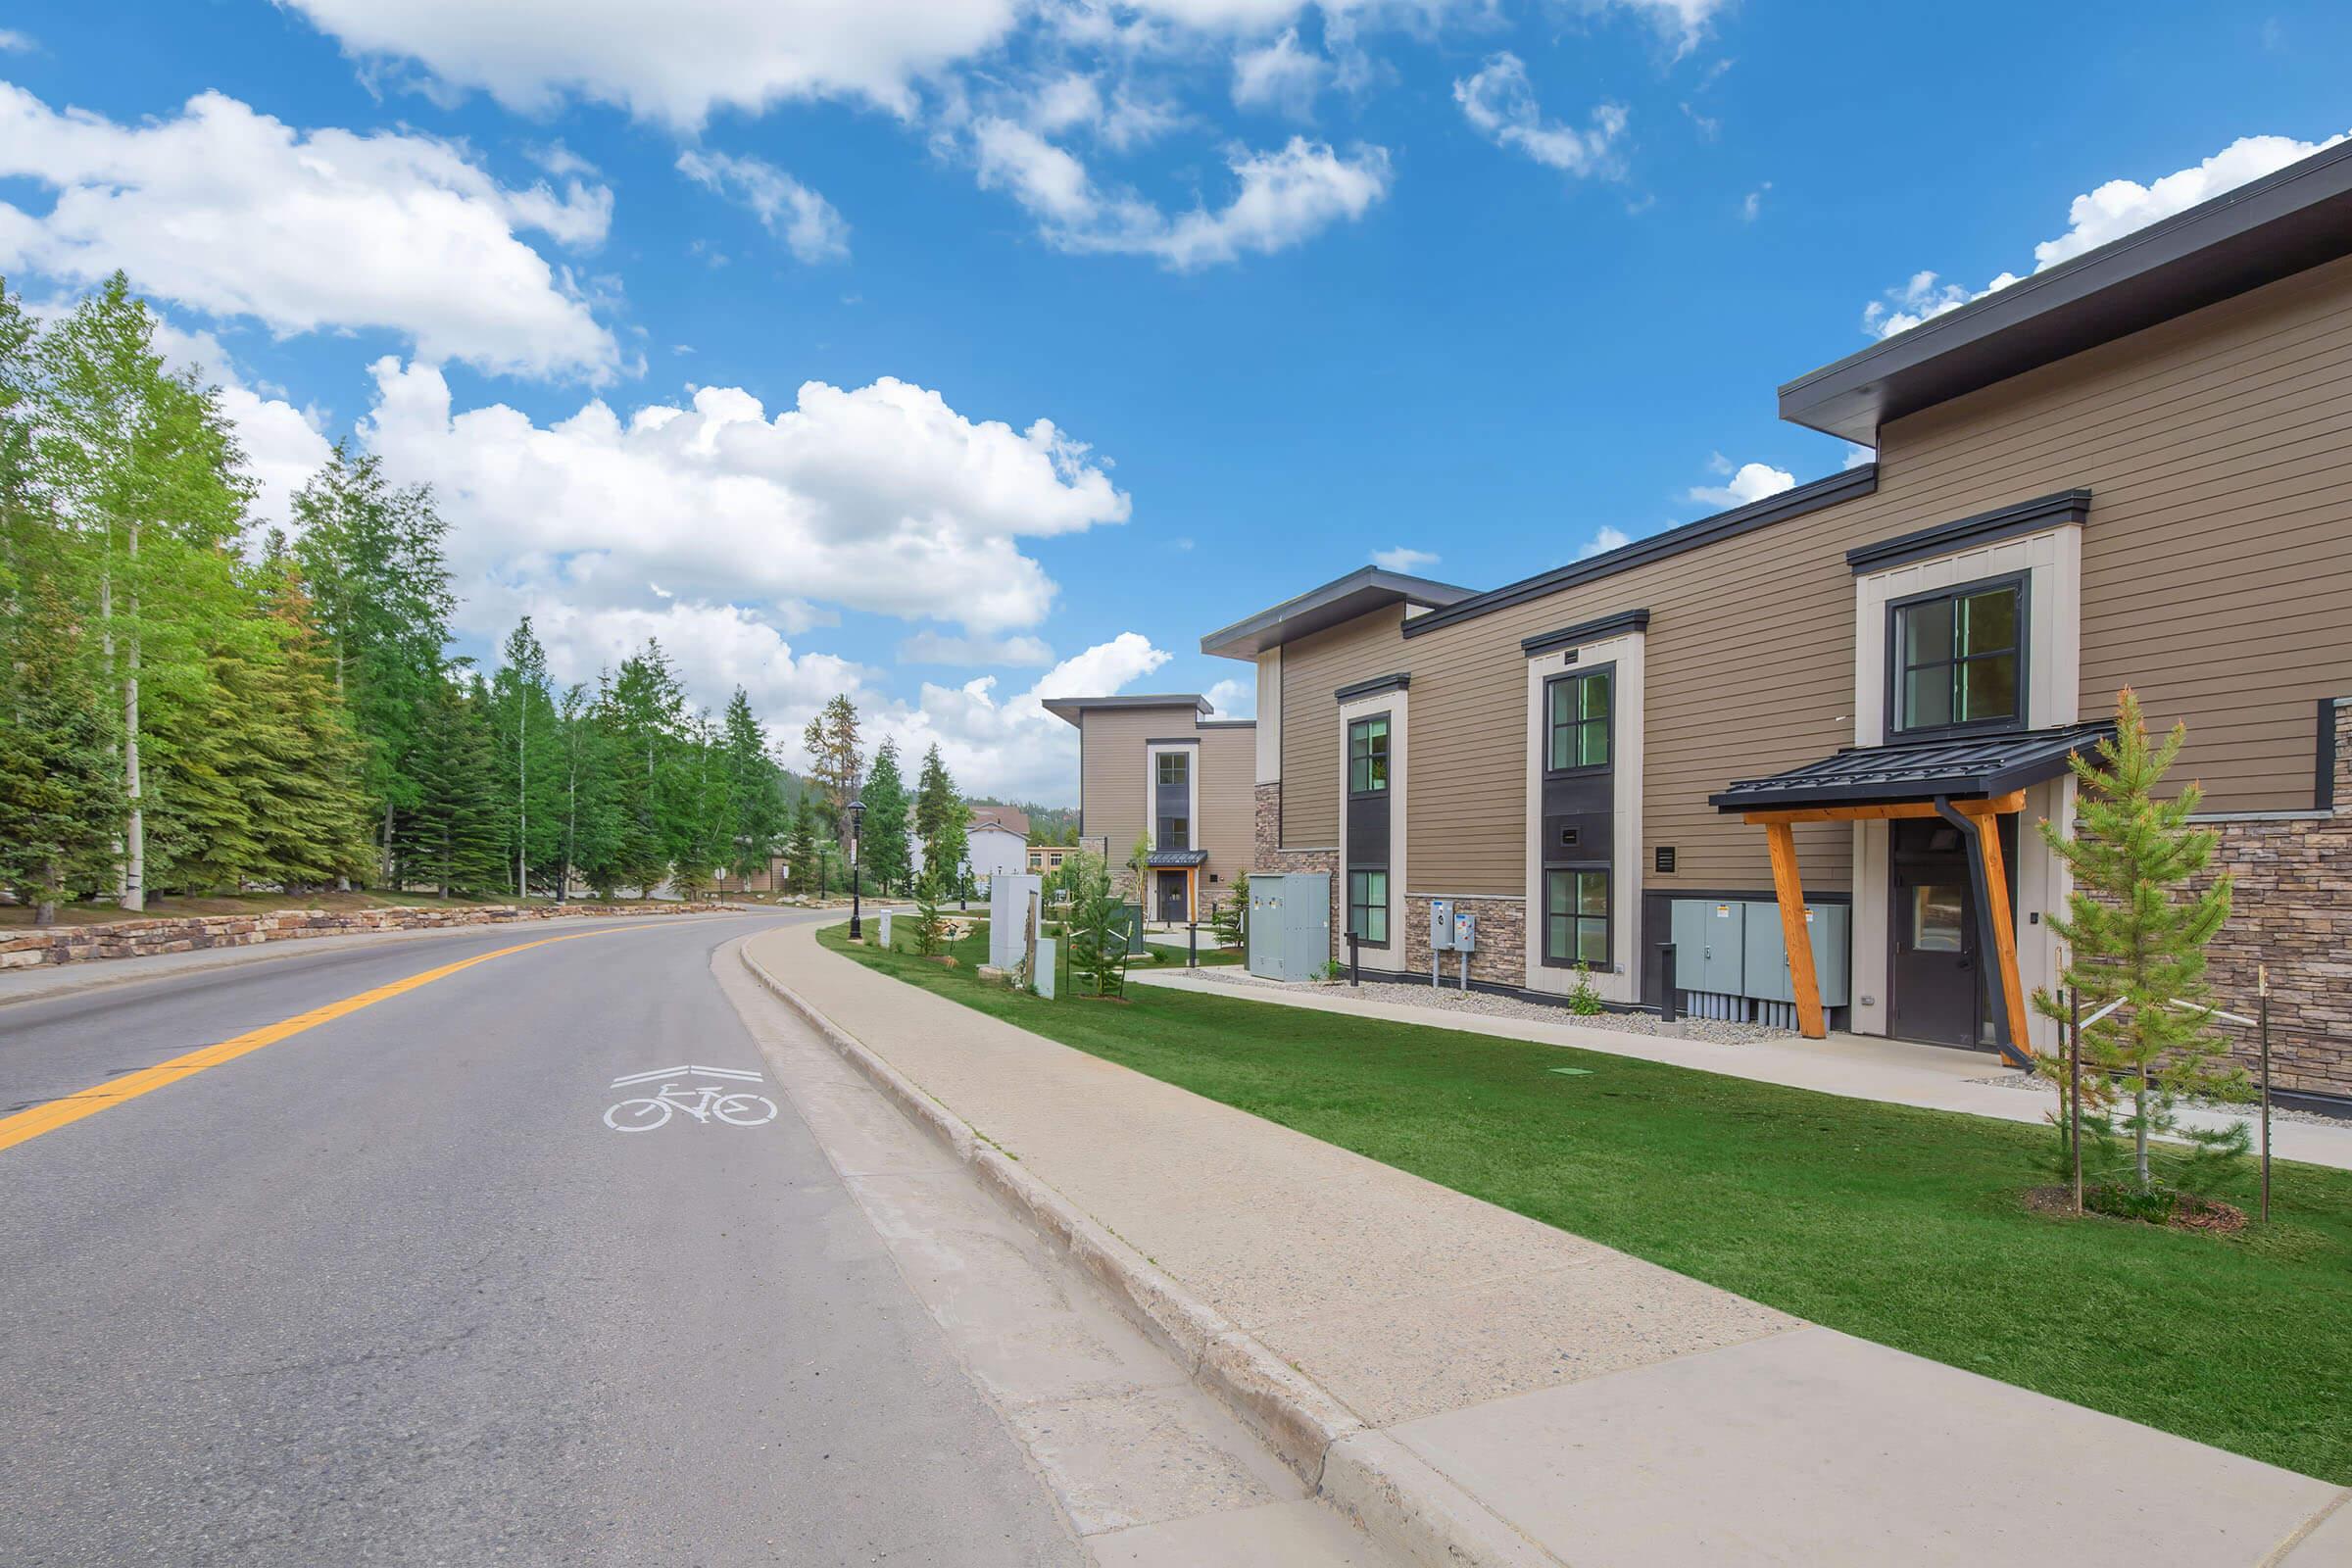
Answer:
top-left (1912, 884), bottom-right (1965, 952)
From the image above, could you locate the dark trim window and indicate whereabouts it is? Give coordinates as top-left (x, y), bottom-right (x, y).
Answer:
top-left (1155, 751), bottom-right (1189, 787)
top-left (1158, 815), bottom-right (1190, 850)
top-left (1348, 715), bottom-right (1390, 795)
top-left (1544, 868), bottom-right (1610, 969)
top-left (1545, 667), bottom-right (1612, 772)
top-left (1348, 869), bottom-right (1390, 946)
top-left (1889, 575), bottom-right (2027, 736)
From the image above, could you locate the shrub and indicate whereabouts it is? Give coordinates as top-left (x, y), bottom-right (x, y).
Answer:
top-left (1568, 963), bottom-right (1602, 1016)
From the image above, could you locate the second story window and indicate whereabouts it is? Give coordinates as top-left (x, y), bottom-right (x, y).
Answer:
top-left (1158, 815), bottom-right (1190, 850)
top-left (1546, 669), bottom-right (1611, 772)
top-left (1348, 715), bottom-right (1390, 795)
top-left (1893, 576), bottom-right (2025, 735)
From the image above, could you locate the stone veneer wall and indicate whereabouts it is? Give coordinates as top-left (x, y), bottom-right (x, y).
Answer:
top-left (2200, 700), bottom-right (2352, 1100)
top-left (0, 901), bottom-right (740, 971)
top-left (1400, 896), bottom-right (1527, 987)
top-left (1253, 783), bottom-right (1341, 966)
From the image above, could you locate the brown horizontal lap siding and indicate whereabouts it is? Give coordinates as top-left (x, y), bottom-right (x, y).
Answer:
top-left (1266, 251), bottom-right (2352, 894)
top-left (1079, 707), bottom-right (1197, 863)
top-left (1278, 609), bottom-right (1402, 850)
top-left (1199, 726), bottom-right (1256, 890)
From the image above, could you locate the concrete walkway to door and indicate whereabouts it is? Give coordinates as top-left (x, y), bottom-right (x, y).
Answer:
top-left (743, 921), bottom-right (2348, 1567)
top-left (1128, 967), bottom-right (2352, 1172)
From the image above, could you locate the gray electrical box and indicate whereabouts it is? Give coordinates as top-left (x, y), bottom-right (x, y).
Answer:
top-left (1451, 910), bottom-right (1477, 952)
top-left (1670, 899), bottom-right (1747, 995)
top-left (1741, 901), bottom-right (1851, 1006)
top-left (1429, 897), bottom-right (1454, 952)
top-left (1247, 873), bottom-right (1332, 982)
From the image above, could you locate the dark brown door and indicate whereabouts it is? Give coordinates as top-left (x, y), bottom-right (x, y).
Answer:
top-left (1889, 820), bottom-right (1979, 1048)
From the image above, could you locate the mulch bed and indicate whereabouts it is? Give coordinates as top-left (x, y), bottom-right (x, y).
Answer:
top-left (2023, 1185), bottom-right (2248, 1236)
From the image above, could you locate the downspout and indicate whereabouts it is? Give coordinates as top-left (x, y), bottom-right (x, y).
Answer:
top-left (1931, 796), bottom-right (2031, 1069)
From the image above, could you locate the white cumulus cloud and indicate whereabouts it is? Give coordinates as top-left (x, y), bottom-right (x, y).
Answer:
top-left (1577, 524), bottom-right (1632, 560)
top-left (358, 360), bottom-right (1130, 638)
top-left (1454, 54), bottom-right (1627, 178)
top-left (898, 631), bottom-right (1056, 667)
top-left (676, 149), bottom-right (850, 263)
top-left (1232, 28), bottom-right (1324, 119)
top-left (1864, 131), bottom-right (2349, 338)
top-left (0, 82), bottom-right (619, 382)
top-left (276, 0), bottom-right (1028, 126)
top-left (974, 122), bottom-right (1391, 269)
top-left (1371, 546), bottom-right (1439, 571)
top-left (1688, 454), bottom-right (1794, 509)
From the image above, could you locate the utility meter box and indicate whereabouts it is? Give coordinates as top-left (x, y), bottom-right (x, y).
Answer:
top-left (1741, 902), bottom-right (1852, 1007)
top-left (1247, 873), bottom-right (1332, 983)
top-left (1429, 898), bottom-right (1454, 952)
top-left (1670, 899), bottom-right (1747, 995)
top-left (1451, 910), bottom-right (1478, 952)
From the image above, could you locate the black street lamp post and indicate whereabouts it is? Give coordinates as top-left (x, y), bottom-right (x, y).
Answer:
top-left (847, 799), bottom-right (866, 941)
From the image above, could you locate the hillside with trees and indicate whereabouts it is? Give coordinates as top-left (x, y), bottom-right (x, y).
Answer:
top-left (0, 273), bottom-right (945, 922)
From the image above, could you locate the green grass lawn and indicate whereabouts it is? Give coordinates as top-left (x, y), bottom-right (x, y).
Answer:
top-left (823, 922), bottom-right (2352, 1483)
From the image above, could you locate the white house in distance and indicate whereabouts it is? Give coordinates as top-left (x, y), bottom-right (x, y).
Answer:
top-left (956, 805), bottom-right (1031, 892)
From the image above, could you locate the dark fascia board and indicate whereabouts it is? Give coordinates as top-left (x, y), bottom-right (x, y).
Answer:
top-left (1404, 466), bottom-right (1877, 641)
top-left (1781, 139), bottom-right (2352, 444)
top-left (1200, 566), bottom-right (1478, 660)
top-left (1198, 718), bottom-right (1257, 730)
top-left (1846, 489), bottom-right (2091, 573)
top-left (1334, 671), bottom-right (1410, 703)
top-left (1040, 693), bottom-right (1213, 729)
top-left (1522, 608), bottom-right (1651, 657)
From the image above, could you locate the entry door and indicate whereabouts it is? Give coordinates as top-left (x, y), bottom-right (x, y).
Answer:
top-left (1888, 820), bottom-right (1979, 1049)
top-left (1158, 871), bottom-right (1188, 923)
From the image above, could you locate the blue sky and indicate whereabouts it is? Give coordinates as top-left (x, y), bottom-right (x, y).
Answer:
top-left (3, 2), bottom-right (2347, 801)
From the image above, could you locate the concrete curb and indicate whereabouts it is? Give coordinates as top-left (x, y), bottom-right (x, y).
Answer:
top-left (736, 935), bottom-right (1564, 1568)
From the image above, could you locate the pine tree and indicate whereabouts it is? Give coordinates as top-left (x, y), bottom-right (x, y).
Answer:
top-left (292, 445), bottom-right (454, 885)
top-left (719, 688), bottom-right (784, 887)
top-left (0, 576), bottom-right (121, 922)
top-left (859, 739), bottom-right (912, 895)
top-left (491, 617), bottom-right (563, 897)
top-left (785, 798), bottom-right (820, 896)
top-left (913, 742), bottom-right (954, 854)
top-left (2034, 689), bottom-right (2247, 1194)
top-left (801, 693), bottom-right (862, 848)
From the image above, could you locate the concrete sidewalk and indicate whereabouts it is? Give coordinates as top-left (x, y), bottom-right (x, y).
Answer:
top-left (741, 922), bottom-right (2347, 1567)
top-left (1129, 967), bottom-right (2352, 1173)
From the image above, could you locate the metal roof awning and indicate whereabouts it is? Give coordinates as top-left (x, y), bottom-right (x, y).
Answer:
top-left (1144, 849), bottom-right (1209, 868)
top-left (1709, 722), bottom-right (2112, 814)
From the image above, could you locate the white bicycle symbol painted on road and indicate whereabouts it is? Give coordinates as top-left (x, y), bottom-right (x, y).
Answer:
top-left (604, 1064), bottom-right (779, 1132)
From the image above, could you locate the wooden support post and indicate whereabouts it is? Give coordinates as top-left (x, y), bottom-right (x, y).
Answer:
top-left (1968, 810), bottom-right (2034, 1061)
top-left (1764, 820), bottom-right (1826, 1039)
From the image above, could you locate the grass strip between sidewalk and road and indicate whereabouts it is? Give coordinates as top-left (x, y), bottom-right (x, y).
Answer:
top-left (823, 921), bottom-right (2352, 1485)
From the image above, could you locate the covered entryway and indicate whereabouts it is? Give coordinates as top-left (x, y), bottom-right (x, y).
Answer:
top-left (1143, 848), bottom-right (1207, 923)
top-left (1710, 723), bottom-right (2108, 1064)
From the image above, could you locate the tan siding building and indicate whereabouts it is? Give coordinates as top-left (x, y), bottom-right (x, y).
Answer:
top-left (1206, 140), bottom-right (2352, 1102)
top-left (1045, 694), bottom-right (1255, 922)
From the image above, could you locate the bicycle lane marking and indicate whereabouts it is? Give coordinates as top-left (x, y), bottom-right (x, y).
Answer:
top-left (0, 926), bottom-right (643, 1156)
top-left (603, 1064), bottom-right (778, 1132)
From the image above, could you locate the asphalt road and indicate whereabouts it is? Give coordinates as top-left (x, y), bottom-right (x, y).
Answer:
top-left (0, 911), bottom-right (1081, 1566)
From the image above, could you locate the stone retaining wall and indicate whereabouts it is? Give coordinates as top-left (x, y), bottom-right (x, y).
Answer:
top-left (0, 901), bottom-right (742, 970)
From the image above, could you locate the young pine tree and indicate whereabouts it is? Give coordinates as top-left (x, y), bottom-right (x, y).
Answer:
top-left (859, 739), bottom-right (912, 895)
top-left (720, 689), bottom-right (785, 888)
top-left (2034, 689), bottom-right (2247, 1194)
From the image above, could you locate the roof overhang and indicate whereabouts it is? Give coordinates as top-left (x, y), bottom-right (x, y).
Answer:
top-left (1709, 722), bottom-right (2113, 813)
top-left (1200, 566), bottom-right (1478, 660)
top-left (1144, 849), bottom-right (1210, 868)
top-left (1040, 693), bottom-right (1214, 729)
top-left (1781, 138), bottom-right (2352, 445)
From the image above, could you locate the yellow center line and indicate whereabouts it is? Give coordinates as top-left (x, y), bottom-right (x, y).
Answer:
top-left (0, 926), bottom-right (635, 1155)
